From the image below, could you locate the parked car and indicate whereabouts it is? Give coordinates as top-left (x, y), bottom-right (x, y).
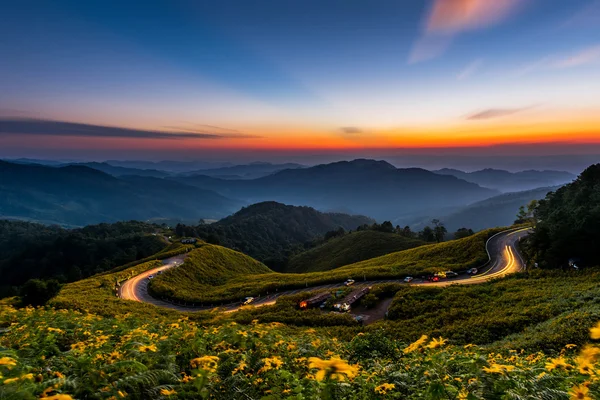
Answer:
top-left (445, 271), bottom-right (459, 278)
top-left (434, 271), bottom-right (447, 279)
top-left (427, 276), bottom-right (440, 282)
top-left (467, 268), bottom-right (478, 275)
top-left (147, 275), bottom-right (154, 280)
top-left (344, 279), bottom-right (355, 286)
top-left (243, 297), bottom-right (255, 305)
top-left (404, 276), bottom-right (414, 283)
top-left (157, 270), bottom-right (163, 275)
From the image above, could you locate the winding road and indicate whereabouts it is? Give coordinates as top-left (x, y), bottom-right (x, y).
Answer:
top-left (119, 228), bottom-right (530, 313)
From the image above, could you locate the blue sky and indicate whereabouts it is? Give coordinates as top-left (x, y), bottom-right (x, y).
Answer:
top-left (1, 0), bottom-right (600, 164)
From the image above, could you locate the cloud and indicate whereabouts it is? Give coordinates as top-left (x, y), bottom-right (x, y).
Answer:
top-left (340, 127), bottom-right (364, 135)
top-left (0, 118), bottom-right (260, 140)
top-left (457, 59), bottom-right (484, 80)
top-left (410, 0), bottom-right (522, 63)
top-left (516, 45), bottom-right (600, 76)
top-left (553, 45), bottom-right (600, 69)
top-left (466, 106), bottom-right (534, 120)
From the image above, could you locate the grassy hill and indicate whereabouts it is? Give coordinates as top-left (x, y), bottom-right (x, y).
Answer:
top-left (147, 243), bottom-right (272, 301)
top-left (286, 230), bottom-right (426, 273)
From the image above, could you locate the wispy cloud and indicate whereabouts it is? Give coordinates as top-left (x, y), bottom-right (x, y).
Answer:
top-left (466, 106), bottom-right (534, 120)
top-left (457, 59), bottom-right (484, 80)
top-left (340, 127), bottom-right (364, 135)
top-left (0, 118), bottom-right (260, 139)
top-left (410, 0), bottom-right (522, 63)
top-left (516, 45), bottom-right (600, 76)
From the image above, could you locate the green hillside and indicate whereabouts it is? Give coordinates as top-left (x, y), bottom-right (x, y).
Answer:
top-left (149, 229), bottom-right (501, 304)
top-left (287, 230), bottom-right (426, 273)
top-left (148, 243), bottom-right (272, 301)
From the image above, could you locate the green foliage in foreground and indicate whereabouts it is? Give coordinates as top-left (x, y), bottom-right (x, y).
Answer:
top-left (286, 230), bottom-right (426, 273)
top-left (148, 229), bottom-right (503, 304)
top-left (3, 304), bottom-right (600, 399)
top-left (384, 268), bottom-right (600, 352)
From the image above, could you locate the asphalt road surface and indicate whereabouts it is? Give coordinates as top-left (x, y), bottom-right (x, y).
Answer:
top-left (119, 228), bottom-right (530, 313)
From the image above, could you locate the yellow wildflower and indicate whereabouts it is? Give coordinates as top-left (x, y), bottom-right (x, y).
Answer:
top-left (160, 388), bottom-right (177, 396)
top-left (404, 335), bottom-right (428, 354)
top-left (139, 344), bottom-right (157, 352)
top-left (43, 396), bottom-right (74, 400)
top-left (566, 344), bottom-right (578, 350)
top-left (545, 356), bottom-right (572, 371)
top-left (482, 363), bottom-right (515, 374)
top-left (232, 361), bottom-right (247, 375)
top-left (580, 345), bottom-right (600, 363)
top-left (458, 389), bottom-right (469, 400)
top-left (569, 384), bottom-right (592, 400)
top-left (117, 390), bottom-right (127, 398)
top-left (590, 322), bottom-right (600, 340)
top-left (427, 337), bottom-right (448, 349)
top-left (374, 383), bottom-right (395, 395)
top-left (190, 356), bottom-right (219, 372)
top-left (0, 357), bottom-right (17, 368)
top-left (308, 356), bottom-right (359, 381)
top-left (3, 377), bottom-right (19, 384)
top-left (258, 356), bottom-right (284, 373)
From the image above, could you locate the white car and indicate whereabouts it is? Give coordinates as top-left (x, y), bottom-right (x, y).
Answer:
top-left (147, 275), bottom-right (154, 280)
top-left (243, 297), bottom-right (255, 305)
top-left (344, 279), bottom-right (355, 286)
top-left (404, 276), bottom-right (414, 283)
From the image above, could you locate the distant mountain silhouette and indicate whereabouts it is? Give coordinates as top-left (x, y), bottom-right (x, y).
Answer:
top-left (408, 186), bottom-right (560, 233)
top-left (433, 168), bottom-right (575, 193)
top-left (181, 162), bottom-right (306, 179)
top-left (61, 162), bottom-right (171, 178)
top-left (0, 161), bottom-right (241, 226)
top-left (172, 159), bottom-right (498, 220)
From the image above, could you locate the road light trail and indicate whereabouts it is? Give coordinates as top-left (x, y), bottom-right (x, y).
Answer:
top-left (118, 228), bottom-right (530, 313)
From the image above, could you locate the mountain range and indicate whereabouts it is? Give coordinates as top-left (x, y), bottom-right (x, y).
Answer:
top-left (433, 168), bottom-right (575, 193)
top-left (172, 159), bottom-right (498, 221)
top-left (0, 160), bottom-right (241, 226)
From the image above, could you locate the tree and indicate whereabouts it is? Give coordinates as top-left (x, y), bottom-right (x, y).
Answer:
top-left (514, 200), bottom-right (539, 225)
top-left (379, 221), bottom-right (394, 233)
top-left (454, 228), bottom-right (475, 240)
top-left (515, 206), bottom-right (528, 224)
top-left (401, 226), bottom-right (414, 238)
top-left (431, 219), bottom-right (447, 243)
top-left (20, 279), bottom-right (61, 306)
top-left (419, 226), bottom-right (436, 242)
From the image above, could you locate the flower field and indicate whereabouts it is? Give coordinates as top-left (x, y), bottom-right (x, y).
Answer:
top-left (2, 305), bottom-right (600, 399)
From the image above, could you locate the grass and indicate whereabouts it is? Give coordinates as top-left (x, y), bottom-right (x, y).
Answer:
top-left (147, 243), bottom-right (272, 301)
top-left (286, 230), bottom-right (426, 273)
top-left (382, 268), bottom-right (600, 352)
top-left (148, 228), bottom-right (504, 304)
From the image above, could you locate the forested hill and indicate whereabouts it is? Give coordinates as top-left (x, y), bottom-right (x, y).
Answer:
top-left (0, 220), bottom-right (168, 296)
top-left (524, 164), bottom-right (600, 268)
top-left (174, 201), bottom-right (375, 270)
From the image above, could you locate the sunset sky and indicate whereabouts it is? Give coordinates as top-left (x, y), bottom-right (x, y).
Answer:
top-left (1, 0), bottom-right (600, 165)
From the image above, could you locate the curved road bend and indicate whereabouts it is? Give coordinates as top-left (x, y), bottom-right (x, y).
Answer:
top-left (119, 228), bottom-right (530, 313)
